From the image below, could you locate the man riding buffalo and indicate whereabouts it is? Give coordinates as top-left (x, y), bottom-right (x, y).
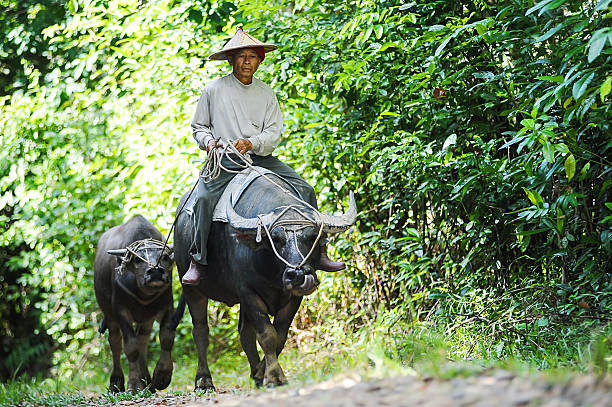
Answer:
top-left (182, 27), bottom-right (346, 285)
top-left (173, 27), bottom-right (355, 389)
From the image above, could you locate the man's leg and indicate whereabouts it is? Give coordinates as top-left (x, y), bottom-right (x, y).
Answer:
top-left (253, 156), bottom-right (346, 272)
top-left (184, 168), bottom-right (238, 285)
top-left (251, 155), bottom-right (317, 207)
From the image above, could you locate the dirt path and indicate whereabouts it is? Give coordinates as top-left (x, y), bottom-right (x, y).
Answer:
top-left (89, 370), bottom-right (612, 407)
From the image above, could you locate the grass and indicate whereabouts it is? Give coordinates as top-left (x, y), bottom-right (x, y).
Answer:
top-left (0, 379), bottom-right (89, 407)
top-left (2, 307), bottom-right (610, 406)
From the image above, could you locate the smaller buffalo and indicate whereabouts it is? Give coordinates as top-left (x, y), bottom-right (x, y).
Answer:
top-left (94, 215), bottom-right (178, 393)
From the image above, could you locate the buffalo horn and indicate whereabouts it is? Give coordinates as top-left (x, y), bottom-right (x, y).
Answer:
top-left (107, 248), bottom-right (128, 256)
top-left (226, 204), bottom-right (276, 231)
top-left (319, 191), bottom-right (357, 234)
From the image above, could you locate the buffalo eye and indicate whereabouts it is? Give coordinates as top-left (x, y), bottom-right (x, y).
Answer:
top-left (273, 233), bottom-right (286, 245)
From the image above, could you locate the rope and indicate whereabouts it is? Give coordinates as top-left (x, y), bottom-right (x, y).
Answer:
top-left (156, 140), bottom-right (325, 269)
top-left (124, 238), bottom-right (172, 269)
top-left (115, 238), bottom-right (173, 305)
top-left (258, 205), bottom-right (326, 269)
top-left (205, 139), bottom-right (318, 212)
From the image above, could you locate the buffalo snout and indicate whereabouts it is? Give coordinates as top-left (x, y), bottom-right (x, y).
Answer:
top-left (282, 266), bottom-right (319, 296)
top-left (144, 266), bottom-right (170, 286)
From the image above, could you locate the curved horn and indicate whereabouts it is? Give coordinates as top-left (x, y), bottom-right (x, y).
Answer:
top-left (107, 248), bottom-right (128, 256)
top-left (226, 203), bottom-right (275, 230)
top-left (319, 191), bottom-right (357, 234)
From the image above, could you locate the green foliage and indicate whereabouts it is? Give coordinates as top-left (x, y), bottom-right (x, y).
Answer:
top-left (1, 0), bottom-right (611, 390)
top-left (0, 0), bottom-right (71, 94)
top-left (0, 63), bottom-right (133, 378)
top-left (241, 0), bottom-right (612, 358)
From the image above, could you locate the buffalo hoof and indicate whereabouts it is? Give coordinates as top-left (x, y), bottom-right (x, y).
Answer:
top-left (252, 376), bottom-right (264, 388)
top-left (152, 367), bottom-right (172, 391)
top-left (252, 360), bottom-right (265, 387)
top-left (127, 378), bottom-right (148, 393)
top-left (195, 375), bottom-right (216, 393)
top-left (110, 375), bottom-right (125, 393)
top-left (265, 366), bottom-right (287, 387)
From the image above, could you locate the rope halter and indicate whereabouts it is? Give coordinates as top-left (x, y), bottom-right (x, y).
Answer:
top-left (113, 238), bottom-right (173, 305)
top-left (118, 238), bottom-right (173, 274)
top-left (256, 205), bottom-right (325, 270)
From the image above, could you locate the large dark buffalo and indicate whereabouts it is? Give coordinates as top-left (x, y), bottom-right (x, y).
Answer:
top-left (174, 174), bottom-right (356, 390)
top-left (94, 215), bottom-right (177, 393)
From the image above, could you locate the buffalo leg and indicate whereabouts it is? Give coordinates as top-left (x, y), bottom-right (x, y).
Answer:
top-left (186, 291), bottom-right (215, 391)
top-left (238, 308), bottom-right (263, 386)
top-left (152, 308), bottom-right (174, 390)
top-left (134, 321), bottom-right (153, 390)
top-left (118, 312), bottom-right (151, 392)
top-left (242, 294), bottom-right (287, 387)
top-left (107, 319), bottom-right (125, 393)
top-left (272, 296), bottom-right (302, 356)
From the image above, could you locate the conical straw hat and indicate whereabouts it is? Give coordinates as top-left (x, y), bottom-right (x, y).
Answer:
top-left (208, 27), bottom-right (278, 61)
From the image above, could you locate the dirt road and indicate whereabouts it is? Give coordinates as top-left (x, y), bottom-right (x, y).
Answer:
top-left (91, 370), bottom-right (611, 407)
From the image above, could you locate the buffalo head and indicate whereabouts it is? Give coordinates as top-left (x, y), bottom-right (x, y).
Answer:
top-left (108, 239), bottom-right (174, 297)
top-left (227, 192), bottom-right (357, 296)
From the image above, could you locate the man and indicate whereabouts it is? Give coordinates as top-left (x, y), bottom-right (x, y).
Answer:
top-left (183, 27), bottom-right (345, 285)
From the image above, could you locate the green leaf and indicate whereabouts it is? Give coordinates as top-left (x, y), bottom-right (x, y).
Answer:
top-left (69, 0), bottom-right (78, 13)
top-left (595, 0), bottom-right (612, 10)
top-left (542, 142), bottom-right (555, 163)
top-left (587, 28), bottom-right (612, 63)
top-left (534, 23), bottom-right (564, 43)
top-left (523, 187), bottom-right (544, 209)
top-left (579, 162), bottom-right (591, 181)
top-left (377, 42), bottom-right (397, 53)
top-left (536, 75), bottom-right (564, 83)
top-left (565, 154), bottom-right (576, 181)
top-left (557, 207), bottom-right (565, 233)
top-left (555, 143), bottom-right (569, 154)
top-left (601, 76), bottom-right (612, 102)
top-left (429, 24), bottom-right (446, 31)
top-left (572, 72), bottom-right (595, 100)
top-left (435, 36), bottom-right (453, 57)
top-left (521, 118), bottom-right (536, 130)
top-left (526, 0), bottom-right (555, 15)
top-left (546, 0), bottom-right (567, 10)
top-left (442, 134), bottom-right (456, 151)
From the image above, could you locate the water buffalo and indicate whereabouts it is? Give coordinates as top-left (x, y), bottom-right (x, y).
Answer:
top-left (94, 215), bottom-right (177, 393)
top-left (173, 173), bottom-right (356, 390)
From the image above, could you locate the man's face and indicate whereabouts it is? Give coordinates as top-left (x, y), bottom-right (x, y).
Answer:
top-left (229, 48), bottom-right (261, 82)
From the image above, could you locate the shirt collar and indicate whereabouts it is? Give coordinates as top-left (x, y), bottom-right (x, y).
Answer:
top-left (230, 73), bottom-right (254, 88)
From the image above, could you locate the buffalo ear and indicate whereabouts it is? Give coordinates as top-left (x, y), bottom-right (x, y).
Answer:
top-left (169, 252), bottom-right (175, 262)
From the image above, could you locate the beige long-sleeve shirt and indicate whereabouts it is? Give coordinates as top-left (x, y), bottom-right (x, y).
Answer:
top-left (191, 73), bottom-right (283, 156)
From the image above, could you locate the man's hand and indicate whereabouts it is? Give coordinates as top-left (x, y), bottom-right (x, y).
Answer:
top-left (207, 139), bottom-right (225, 152)
top-left (233, 138), bottom-right (252, 155)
